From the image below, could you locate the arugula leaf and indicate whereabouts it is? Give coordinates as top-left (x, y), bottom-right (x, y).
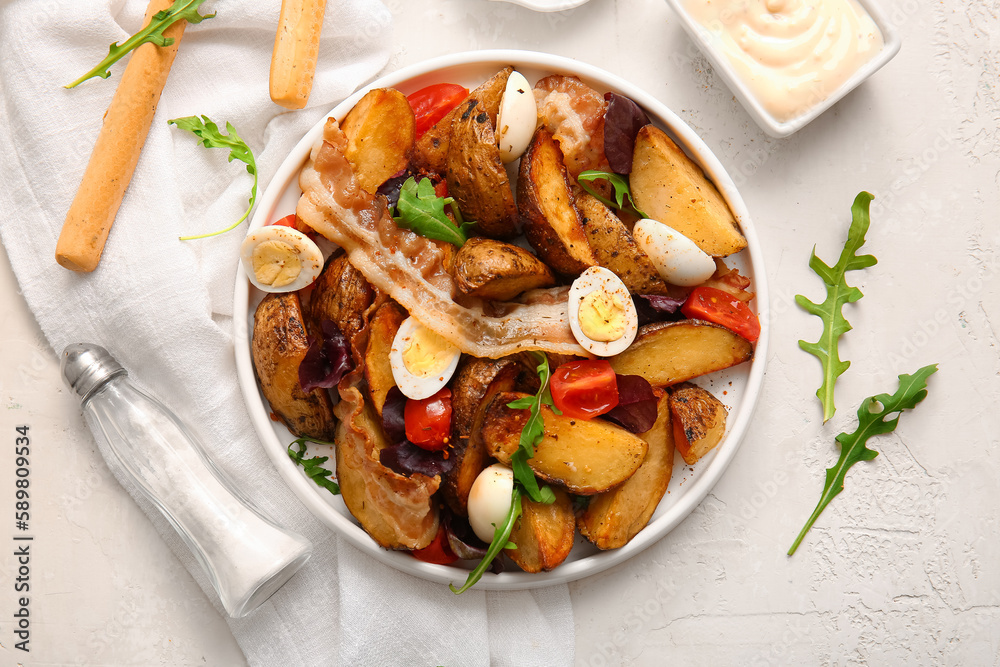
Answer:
top-left (452, 352), bottom-right (560, 593)
top-left (577, 170), bottom-right (648, 219)
top-left (394, 177), bottom-right (474, 247)
top-left (168, 115), bottom-right (258, 240)
top-left (507, 351), bottom-right (558, 504)
top-left (795, 192), bottom-right (878, 421)
top-left (288, 438), bottom-right (341, 495)
top-left (450, 486), bottom-right (522, 594)
top-left (787, 363), bottom-right (938, 555)
top-left (65, 0), bottom-right (215, 88)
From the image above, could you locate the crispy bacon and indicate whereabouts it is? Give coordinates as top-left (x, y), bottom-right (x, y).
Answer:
top-left (534, 75), bottom-right (608, 178)
top-left (703, 259), bottom-right (755, 303)
top-left (333, 368), bottom-right (440, 549)
top-left (296, 118), bottom-right (587, 358)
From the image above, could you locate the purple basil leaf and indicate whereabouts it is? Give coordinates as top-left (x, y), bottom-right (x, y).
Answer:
top-left (635, 294), bottom-right (687, 326)
top-left (381, 386), bottom-right (407, 445)
top-left (379, 440), bottom-right (456, 478)
top-left (377, 169), bottom-right (412, 208)
top-left (603, 92), bottom-right (650, 175)
top-left (603, 374), bottom-right (659, 433)
top-left (443, 511), bottom-right (489, 560)
top-left (299, 320), bottom-right (353, 392)
top-left (641, 294), bottom-right (686, 314)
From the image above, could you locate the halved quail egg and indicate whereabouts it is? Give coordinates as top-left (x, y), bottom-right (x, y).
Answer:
top-left (568, 266), bottom-right (639, 357)
top-left (240, 225), bottom-right (324, 293)
top-left (389, 317), bottom-right (462, 400)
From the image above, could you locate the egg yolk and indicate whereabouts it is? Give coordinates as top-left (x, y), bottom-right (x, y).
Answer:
top-left (251, 240), bottom-right (301, 287)
top-left (403, 325), bottom-right (455, 377)
top-left (579, 288), bottom-right (629, 342)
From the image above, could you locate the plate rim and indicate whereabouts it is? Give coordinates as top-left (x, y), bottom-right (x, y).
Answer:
top-left (234, 49), bottom-right (770, 590)
top-left (487, 0), bottom-right (592, 11)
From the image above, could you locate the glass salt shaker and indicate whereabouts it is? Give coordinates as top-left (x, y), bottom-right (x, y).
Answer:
top-left (61, 343), bottom-right (312, 618)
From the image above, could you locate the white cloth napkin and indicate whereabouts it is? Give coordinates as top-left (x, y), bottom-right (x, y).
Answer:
top-left (0, 1), bottom-right (575, 665)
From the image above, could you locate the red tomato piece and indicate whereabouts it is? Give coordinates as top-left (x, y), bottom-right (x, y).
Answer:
top-left (550, 360), bottom-right (620, 420)
top-left (681, 286), bottom-right (761, 342)
top-left (404, 388), bottom-right (453, 451)
top-left (410, 525), bottom-right (458, 565)
top-left (269, 213), bottom-right (318, 239)
top-left (407, 83), bottom-right (469, 139)
top-left (270, 214), bottom-right (297, 228)
top-left (433, 179), bottom-right (448, 199)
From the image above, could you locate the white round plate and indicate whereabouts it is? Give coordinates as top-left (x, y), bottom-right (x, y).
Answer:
top-left (234, 50), bottom-right (769, 591)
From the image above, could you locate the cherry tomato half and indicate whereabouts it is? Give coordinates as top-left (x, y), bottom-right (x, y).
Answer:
top-left (681, 286), bottom-right (761, 342)
top-left (407, 83), bottom-right (469, 139)
top-left (404, 387), bottom-right (453, 451)
top-left (270, 213), bottom-right (318, 238)
top-left (550, 360), bottom-right (620, 420)
top-left (270, 214), bottom-right (297, 228)
top-left (410, 524), bottom-right (458, 565)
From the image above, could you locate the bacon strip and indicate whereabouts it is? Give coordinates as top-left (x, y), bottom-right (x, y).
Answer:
top-left (333, 368), bottom-right (439, 550)
top-left (534, 75), bottom-right (608, 178)
top-left (296, 118), bottom-right (587, 358)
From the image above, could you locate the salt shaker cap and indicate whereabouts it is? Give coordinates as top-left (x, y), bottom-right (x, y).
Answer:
top-left (61, 343), bottom-right (128, 403)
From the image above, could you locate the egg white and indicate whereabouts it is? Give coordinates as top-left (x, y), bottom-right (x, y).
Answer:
top-left (467, 463), bottom-right (515, 543)
top-left (632, 219), bottom-right (717, 287)
top-left (496, 71), bottom-right (538, 164)
top-left (389, 317), bottom-right (461, 400)
top-left (240, 225), bottom-right (325, 293)
top-left (567, 266), bottom-right (639, 357)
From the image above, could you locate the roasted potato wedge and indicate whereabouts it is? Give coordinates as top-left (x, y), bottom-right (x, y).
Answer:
top-left (252, 292), bottom-right (336, 440)
top-left (579, 394), bottom-right (674, 549)
top-left (341, 88), bottom-right (416, 194)
top-left (506, 487), bottom-right (575, 573)
top-left (576, 193), bottom-right (670, 295)
top-left (363, 300), bottom-right (407, 416)
top-left (446, 98), bottom-right (519, 239)
top-left (630, 125), bottom-right (747, 257)
top-left (669, 382), bottom-right (727, 465)
top-left (609, 320), bottom-right (753, 387)
top-left (309, 254), bottom-right (376, 351)
top-left (412, 67), bottom-right (512, 174)
top-left (443, 357), bottom-right (524, 515)
top-left (483, 392), bottom-right (647, 495)
top-left (518, 128), bottom-right (597, 275)
top-left (453, 237), bottom-right (556, 301)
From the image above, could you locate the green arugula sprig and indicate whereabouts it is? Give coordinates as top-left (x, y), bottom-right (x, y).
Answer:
top-left (66, 0), bottom-right (215, 88)
top-left (288, 438), bottom-right (341, 496)
top-left (788, 364), bottom-right (937, 555)
top-left (577, 170), bottom-right (648, 219)
top-left (394, 177), bottom-right (475, 247)
top-left (506, 352), bottom-right (558, 505)
top-left (168, 115), bottom-right (258, 240)
top-left (451, 352), bottom-right (556, 594)
top-left (449, 486), bottom-right (522, 595)
top-left (795, 192), bottom-right (877, 421)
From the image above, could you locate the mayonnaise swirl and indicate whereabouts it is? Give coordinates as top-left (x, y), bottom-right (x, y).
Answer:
top-left (684, 0), bottom-right (884, 121)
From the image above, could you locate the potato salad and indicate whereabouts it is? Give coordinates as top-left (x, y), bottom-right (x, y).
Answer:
top-left (246, 66), bottom-right (761, 588)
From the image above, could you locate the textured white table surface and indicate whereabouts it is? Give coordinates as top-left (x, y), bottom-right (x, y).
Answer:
top-left (2, 0), bottom-right (998, 665)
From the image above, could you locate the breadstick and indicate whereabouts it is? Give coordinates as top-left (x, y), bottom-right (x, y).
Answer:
top-left (56, 0), bottom-right (187, 272)
top-left (270, 0), bottom-right (327, 110)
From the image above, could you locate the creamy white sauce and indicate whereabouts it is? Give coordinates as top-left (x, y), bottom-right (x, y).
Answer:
top-left (684, 0), bottom-right (884, 121)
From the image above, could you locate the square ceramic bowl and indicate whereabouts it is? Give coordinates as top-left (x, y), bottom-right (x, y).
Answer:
top-left (665, 0), bottom-right (902, 137)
